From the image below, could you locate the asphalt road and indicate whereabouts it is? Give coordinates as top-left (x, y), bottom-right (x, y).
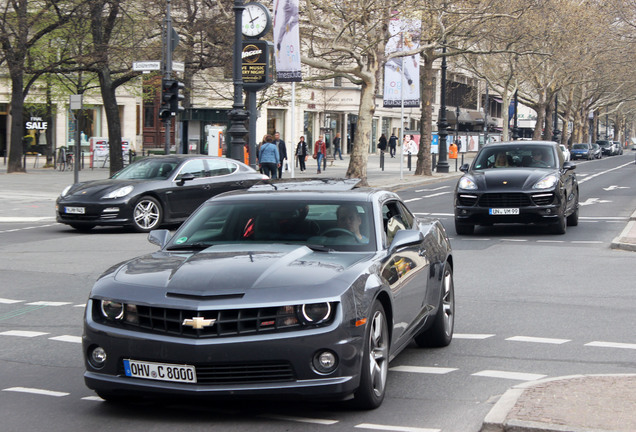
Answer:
top-left (0, 154), bottom-right (634, 432)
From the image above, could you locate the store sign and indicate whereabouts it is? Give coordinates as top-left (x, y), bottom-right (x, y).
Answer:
top-left (242, 40), bottom-right (273, 91)
top-left (26, 117), bottom-right (48, 130)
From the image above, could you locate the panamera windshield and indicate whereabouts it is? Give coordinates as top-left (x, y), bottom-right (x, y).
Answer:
top-left (166, 200), bottom-right (377, 252)
top-left (111, 158), bottom-right (178, 180)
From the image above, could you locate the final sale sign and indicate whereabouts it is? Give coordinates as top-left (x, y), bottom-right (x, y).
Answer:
top-left (26, 117), bottom-right (48, 130)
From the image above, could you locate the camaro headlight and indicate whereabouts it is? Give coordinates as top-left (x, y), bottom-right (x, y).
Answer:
top-left (458, 176), bottom-right (477, 190)
top-left (533, 174), bottom-right (557, 190)
top-left (274, 302), bottom-right (335, 328)
top-left (301, 303), bottom-right (332, 324)
top-left (60, 185), bottom-right (72, 197)
top-left (99, 300), bottom-right (138, 323)
top-left (102, 185), bottom-right (134, 199)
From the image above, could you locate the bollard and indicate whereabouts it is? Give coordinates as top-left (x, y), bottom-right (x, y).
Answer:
top-left (380, 151), bottom-right (385, 171)
top-left (455, 158), bottom-right (458, 172)
top-left (432, 153), bottom-right (437, 170)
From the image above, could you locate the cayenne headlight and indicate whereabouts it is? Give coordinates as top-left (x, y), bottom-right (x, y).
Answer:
top-left (60, 185), bottom-right (73, 197)
top-left (533, 174), bottom-right (557, 190)
top-left (102, 185), bottom-right (134, 199)
top-left (458, 176), bottom-right (477, 190)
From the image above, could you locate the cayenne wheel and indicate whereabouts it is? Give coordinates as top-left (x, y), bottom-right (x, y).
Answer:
top-left (455, 219), bottom-right (474, 235)
top-left (414, 264), bottom-right (455, 348)
top-left (352, 301), bottom-right (389, 410)
top-left (567, 205), bottom-right (579, 226)
top-left (551, 202), bottom-right (567, 235)
top-left (132, 196), bottom-right (162, 232)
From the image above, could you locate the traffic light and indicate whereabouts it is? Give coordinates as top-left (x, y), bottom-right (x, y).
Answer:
top-left (159, 79), bottom-right (185, 120)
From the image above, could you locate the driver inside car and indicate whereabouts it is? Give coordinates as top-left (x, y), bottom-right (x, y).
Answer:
top-left (336, 204), bottom-right (368, 243)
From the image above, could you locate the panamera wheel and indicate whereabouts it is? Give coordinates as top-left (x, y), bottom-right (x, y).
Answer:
top-left (133, 196), bottom-right (162, 232)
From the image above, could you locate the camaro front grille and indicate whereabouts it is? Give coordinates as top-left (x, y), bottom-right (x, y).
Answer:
top-left (479, 193), bottom-right (531, 208)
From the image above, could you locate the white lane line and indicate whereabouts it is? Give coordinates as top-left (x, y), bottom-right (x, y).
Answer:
top-left (74, 304), bottom-right (86, 308)
top-left (49, 335), bottom-right (82, 344)
top-left (580, 216), bottom-right (629, 220)
top-left (0, 298), bottom-right (23, 304)
top-left (585, 341), bottom-right (636, 350)
top-left (0, 330), bottom-right (49, 338)
top-left (26, 301), bottom-right (72, 307)
top-left (404, 198), bottom-right (422, 203)
top-left (415, 186), bottom-right (450, 192)
top-left (454, 333), bottom-right (495, 340)
top-left (0, 223), bottom-right (58, 234)
top-left (0, 217), bottom-right (55, 222)
top-left (501, 239), bottom-right (527, 242)
top-left (506, 336), bottom-right (570, 345)
top-left (578, 161), bottom-right (634, 184)
top-left (3, 387), bottom-right (69, 397)
top-left (472, 370), bottom-right (547, 381)
top-left (355, 423), bottom-right (439, 432)
top-left (571, 241), bottom-right (603, 244)
top-left (262, 415), bottom-right (338, 425)
top-left (82, 396), bottom-right (104, 402)
top-left (536, 240), bottom-right (565, 243)
top-left (422, 192), bottom-right (451, 198)
top-left (390, 366), bottom-right (457, 374)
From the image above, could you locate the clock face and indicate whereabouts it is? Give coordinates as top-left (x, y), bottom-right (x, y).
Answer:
top-left (242, 3), bottom-right (270, 38)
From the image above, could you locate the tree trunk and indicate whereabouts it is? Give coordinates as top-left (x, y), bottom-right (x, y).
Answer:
top-left (346, 77), bottom-right (377, 186)
top-left (544, 98), bottom-right (553, 141)
top-left (415, 49), bottom-right (434, 176)
top-left (97, 69), bottom-right (124, 176)
top-left (7, 72), bottom-right (26, 173)
top-left (532, 99), bottom-right (546, 140)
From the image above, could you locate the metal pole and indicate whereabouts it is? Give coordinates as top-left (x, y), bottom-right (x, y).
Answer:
top-left (163, 0), bottom-right (173, 155)
top-left (290, 82), bottom-right (296, 178)
top-left (228, 0), bottom-right (249, 162)
top-left (512, 90), bottom-right (519, 140)
top-left (436, 46), bottom-right (449, 173)
top-left (552, 93), bottom-right (559, 142)
top-left (247, 90), bottom-right (257, 168)
top-left (484, 83), bottom-right (489, 147)
top-left (399, 32), bottom-right (404, 181)
top-left (74, 109), bottom-right (81, 184)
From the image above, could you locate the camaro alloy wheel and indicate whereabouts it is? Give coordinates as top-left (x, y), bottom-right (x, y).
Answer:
top-left (354, 301), bottom-right (389, 409)
top-left (133, 196), bottom-right (162, 232)
top-left (415, 264), bottom-right (455, 348)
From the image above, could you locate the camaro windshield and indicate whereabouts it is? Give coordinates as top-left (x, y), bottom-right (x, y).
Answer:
top-left (166, 200), bottom-right (377, 252)
top-left (111, 159), bottom-right (178, 180)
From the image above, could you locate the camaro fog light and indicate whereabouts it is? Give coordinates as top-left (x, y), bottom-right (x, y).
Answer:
top-left (301, 303), bottom-right (331, 324)
top-left (101, 300), bottom-right (124, 320)
top-left (90, 346), bottom-right (107, 368)
top-left (313, 350), bottom-right (338, 374)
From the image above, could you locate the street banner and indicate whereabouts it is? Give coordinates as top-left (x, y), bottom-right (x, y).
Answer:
top-left (383, 16), bottom-right (421, 108)
top-left (273, 0), bottom-right (302, 82)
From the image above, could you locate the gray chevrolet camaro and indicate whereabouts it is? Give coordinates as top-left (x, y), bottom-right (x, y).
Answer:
top-left (83, 185), bottom-right (454, 409)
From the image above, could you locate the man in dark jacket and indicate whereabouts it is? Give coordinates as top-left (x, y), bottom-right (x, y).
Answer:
top-left (274, 132), bottom-right (287, 178)
top-left (388, 133), bottom-right (398, 158)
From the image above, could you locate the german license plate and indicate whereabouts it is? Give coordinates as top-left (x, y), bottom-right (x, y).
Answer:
top-left (123, 359), bottom-right (197, 383)
top-left (64, 206), bottom-right (85, 214)
top-left (489, 208), bottom-right (519, 215)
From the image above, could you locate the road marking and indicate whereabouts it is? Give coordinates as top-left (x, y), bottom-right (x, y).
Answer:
top-left (262, 415), bottom-right (339, 425)
top-left (585, 341), bottom-right (636, 350)
top-left (472, 370), bottom-right (547, 381)
top-left (580, 216), bottom-right (628, 220)
top-left (390, 366), bottom-right (457, 374)
top-left (571, 241), bottom-right (603, 244)
top-left (0, 297), bottom-right (23, 304)
top-left (0, 217), bottom-right (55, 223)
top-left (536, 240), bottom-right (565, 243)
top-left (422, 192), bottom-right (451, 198)
top-left (0, 304), bottom-right (49, 321)
top-left (0, 223), bottom-right (58, 234)
top-left (415, 186), bottom-right (450, 192)
top-left (49, 335), bottom-right (82, 344)
top-left (506, 336), bottom-right (570, 344)
top-left (74, 304), bottom-right (86, 308)
top-left (578, 161), bottom-right (634, 184)
top-left (26, 301), bottom-right (72, 307)
top-left (355, 424), bottom-right (439, 432)
top-left (501, 239), bottom-right (527, 242)
top-left (404, 198), bottom-right (422, 203)
top-left (580, 198), bottom-right (612, 206)
top-left (0, 330), bottom-right (49, 337)
top-left (82, 396), bottom-right (104, 402)
top-left (454, 333), bottom-right (495, 339)
top-left (603, 185), bottom-right (630, 191)
top-left (2, 387), bottom-right (69, 397)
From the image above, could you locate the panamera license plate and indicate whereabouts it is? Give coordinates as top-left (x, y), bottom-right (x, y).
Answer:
top-left (64, 206), bottom-right (85, 214)
top-left (490, 208), bottom-right (520, 215)
top-left (123, 359), bottom-right (197, 383)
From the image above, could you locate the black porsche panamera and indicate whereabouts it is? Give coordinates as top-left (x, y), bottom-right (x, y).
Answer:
top-left (454, 141), bottom-right (580, 235)
top-left (56, 155), bottom-right (267, 232)
top-left (82, 186), bottom-right (454, 409)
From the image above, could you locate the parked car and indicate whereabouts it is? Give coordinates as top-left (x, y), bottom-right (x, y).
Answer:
top-left (56, 155), bottom-right (268, 232)
top-left (596, 140), bottom-right (614, 156)
top-left (570, 143), bottom-right (594, 160)
top-left (612, 141), bottom-right (623, 155)
top-left (82, 185), bottom-right (455, 409)
top-left (454, 141), bottom-right (579, 235)
top-left (559, 144), bottom-right (570, 161)
top-left (590, 143), bottom-right (603, 159)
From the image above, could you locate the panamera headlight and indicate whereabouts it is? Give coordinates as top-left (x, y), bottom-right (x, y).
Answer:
top-left (102, 185), bottom-right (134, 199)
top-left (60, 185), bottom-right (72, 197)
top-left (458, 176), bottom-right (477, 190)
top-left (533, 174), bottom-right (557, 190)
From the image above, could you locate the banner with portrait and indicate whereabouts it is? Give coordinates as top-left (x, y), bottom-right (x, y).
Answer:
top-left (383, 16), bottom-right (421, 108)
top-left (273, 0), bottom-right (302, 82)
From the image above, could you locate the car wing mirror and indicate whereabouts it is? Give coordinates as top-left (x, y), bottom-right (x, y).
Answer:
top-left (388, 230), bottom-right (424, 254)
top-left (563, 161), bottom-right (576, 171)
top-left (148, 229), bottom-right (171, 248)
top-left (176, 172), bottom-right (196, 185)
top-left (460, 163), bottom-right (470, 172)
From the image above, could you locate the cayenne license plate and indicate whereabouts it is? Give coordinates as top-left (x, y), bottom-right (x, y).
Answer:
top-left (64, 206), bottom-right (85, 214)
top-left (123, 359), bottom-right (197, 383)
top-left (490, 208), bottom-right (519, 215)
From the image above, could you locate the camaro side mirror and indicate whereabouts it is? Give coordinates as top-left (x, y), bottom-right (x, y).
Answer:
top-left (177, 173), bottom-right (196, 186)
top-left (148, 229), bottom-right (172, 248)
top-left (388, 230), bottom-right (424, 254)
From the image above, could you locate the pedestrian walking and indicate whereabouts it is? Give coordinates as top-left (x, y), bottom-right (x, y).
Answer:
top-left (388, 133), bottom-right (397, 158)
top-left (273, 132), bottom-right (287, 179)
top-left (378, 133), bottom-right (387, 153)
top-left (313, 135), bottom-right (327, 174)
top-left (296, 136), bottom-right (308, 172)
top-left (258, 134), bottom-right (280, 179)
top-left (333, 133), bottom-right (343, 160)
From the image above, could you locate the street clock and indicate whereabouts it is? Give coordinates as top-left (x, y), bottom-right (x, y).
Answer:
top-left (242, 2), bottom-right (271, 39)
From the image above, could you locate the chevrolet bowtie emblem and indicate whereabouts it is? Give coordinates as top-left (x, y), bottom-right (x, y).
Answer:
top-left (503, 181), bottom-right (508, 184)
top-left (182, 317), bottom-right (216, 329)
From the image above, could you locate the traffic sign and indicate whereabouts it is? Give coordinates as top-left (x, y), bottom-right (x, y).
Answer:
top-left (172, 62), bottom-right (185, 72)
top-left (133, 61), bottom-right (161, 71)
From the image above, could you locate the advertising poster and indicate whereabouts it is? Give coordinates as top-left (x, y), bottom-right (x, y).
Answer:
top-left (273, 0), bottom-right (302, 82)
top-left (383, 16), bottom-right (421, 108)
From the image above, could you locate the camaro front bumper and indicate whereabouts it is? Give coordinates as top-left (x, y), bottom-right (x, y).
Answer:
top-left (83, 302), bottom-right (365, 400)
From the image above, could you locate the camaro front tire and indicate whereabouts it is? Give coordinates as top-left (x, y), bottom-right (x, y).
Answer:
top-left (415, 264), bottom-right (455, 348)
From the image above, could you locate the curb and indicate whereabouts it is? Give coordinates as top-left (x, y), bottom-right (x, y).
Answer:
top-left (610, 210), bottom-right (636, 252)
top-left (480, 374), bottom-right (636, 432)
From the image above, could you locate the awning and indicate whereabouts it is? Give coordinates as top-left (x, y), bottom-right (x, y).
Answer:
top-left (469, 111), bottom-right (484, 124)
top-left (445, 109), bottom-right (474, 124)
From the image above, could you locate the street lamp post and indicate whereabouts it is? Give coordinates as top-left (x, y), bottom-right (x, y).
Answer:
top-left (227, 0), bottom-right (249, 162)
top-left (512, 90), bottom-right (519, 140)
top-left (484, 83), bottom-right (489, 146)
top-left (436, 46), bottom-right (449, 173)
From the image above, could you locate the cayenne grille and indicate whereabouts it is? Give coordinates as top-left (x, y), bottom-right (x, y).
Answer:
top-left (479, 193), bottom-right (531, 208)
